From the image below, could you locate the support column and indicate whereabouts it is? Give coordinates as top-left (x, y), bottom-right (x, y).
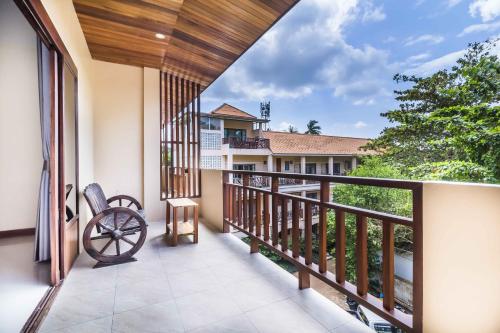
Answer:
top-left (328, 156), bottom-right (334, 175)
top-left (267, 155), bottom-right (273, 172)
top-left (352, 156), bottom-right (357, 170)
top-left (227, 154), bottom-right (233, 183)
top-left (301, 156), bottom-right (306, 185)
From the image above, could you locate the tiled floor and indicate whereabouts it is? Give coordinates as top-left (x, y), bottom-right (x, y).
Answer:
top-left (39, 221), bottom-right (373, 333)
top-left (0, 235), bottom-right (50, 333)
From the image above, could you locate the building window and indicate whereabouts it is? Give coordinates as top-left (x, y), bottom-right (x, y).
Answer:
top-left (284, 161), bottom-right (290, 171)
top-left (305, 163), bottom-right (316, 174)
top-left (333, 163), bottom-right (341, 175)
top-left (200, 156), bottom-right (222, 169)
top-left (345, 160), bottom-right (352, 171)
top-left (200, 116), bottom-right (221, 131)
top-left (201, 132), bottom-right (221, 150)
top-left (224, 128), bottom-right (247, 140)
top-left (233, 164), bottom-right (255, 171)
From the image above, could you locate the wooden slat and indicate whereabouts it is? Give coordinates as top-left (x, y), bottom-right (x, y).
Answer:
top-left (169, 74), bottom-right (174, 198)
top-left (281, 197), bottom-right (288, 251)
top-left (174, 76), bottom-right (180, 197)
top-left (318, 180), bottom-right (329, 273)
top-left (186, 79), bottom-right (191, 197)
top-left (196, 83), bottom-right (201, 196)
top-left (256, 191), bottom-right (262, 237)
top-left (356, 215), bottom-right (368, 296)
top-left (335, 210), bottom-right (346, 284)
top-left (180, 78), bottom-right (186, 197)
top-left (292, 199), bottom-right (300, 258)
top-left (304, 202), bottom-right (312, 265)
top-left (249, 189), bottom-right (254, 233)
top-left (263, 193), bottom-right (270, 241)
top-left (382, 222), bottom-right (394, 310)
top-left (271, 177), bottom-right (279, 246)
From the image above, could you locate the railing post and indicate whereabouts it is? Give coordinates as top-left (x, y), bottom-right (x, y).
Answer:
top-left (318, 180), bottom-right (330, 273)
top-left (223, 172), bottom-right (230, 233)
top-left (271, 176), bottom-right (279, 246)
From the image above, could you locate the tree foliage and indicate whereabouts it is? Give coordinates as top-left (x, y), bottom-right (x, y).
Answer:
top-left (365, 39), bottom-right (500, 181)
top-left (327, 157), bottom-right (412, 282)
top-left (305, 120), bottom-right (321, 135)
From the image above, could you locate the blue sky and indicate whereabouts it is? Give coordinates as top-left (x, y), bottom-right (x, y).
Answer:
top-left (201, 0), bottom-right (500, 138)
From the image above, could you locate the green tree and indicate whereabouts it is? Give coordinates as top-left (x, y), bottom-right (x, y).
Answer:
top-left (305, 120), bottom-right (321, 135)
top-left (409, 160), bottom-right (495, 182)
top-left (327, 157), bottom-right (412, 282)
top-left (365, 39), bottom-right (500, 180)
top-left (288, 124), bottom-right (298, 133)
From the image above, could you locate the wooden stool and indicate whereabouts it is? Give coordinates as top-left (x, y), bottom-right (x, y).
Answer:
top-left (166, 198), bottom-right (198, 246)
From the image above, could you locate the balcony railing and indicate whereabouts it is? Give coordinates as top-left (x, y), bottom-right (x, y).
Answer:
top-left (223, 137), bottom-right (270, 149)
top-left (222, 170), bottom-right (423, 333)
top-left (233, 176), bottom-right (304, 188)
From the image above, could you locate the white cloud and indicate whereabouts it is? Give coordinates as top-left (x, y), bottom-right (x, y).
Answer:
top-left (469, 0), bottom-right (500, 22)
top-left (458, 20), bottom-right (500, 36)
top-left (383, 36), bottom-right (396, 43)
top-left (447, 0), bottom-right (462, 8)
top-left (362, 3), bottom-right (386, 22)
top-left (354, 121), bottom-right (368, 128)
top-left (406, 53), bottom-right (432, 64)
top-left (408, 49), bottom-right (464, 75)
top-left (404, 34), bottom-right (445, 46)
top-left (204, 0), bottom-right (396, 106)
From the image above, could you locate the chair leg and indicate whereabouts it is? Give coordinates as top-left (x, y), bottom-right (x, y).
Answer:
top-left (193, 206), bottom-right (198, 244)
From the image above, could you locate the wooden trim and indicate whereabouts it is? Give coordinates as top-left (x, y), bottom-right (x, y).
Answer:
top-left (0, 228), bottom-right (36, 238)
top-left (21, 284), bottom-right (61, 333)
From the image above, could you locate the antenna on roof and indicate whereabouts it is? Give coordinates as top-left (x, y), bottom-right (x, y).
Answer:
top-left (260, 101), bottom-right (270, 131)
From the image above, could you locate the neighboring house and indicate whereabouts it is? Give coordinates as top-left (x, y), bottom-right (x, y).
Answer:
top-left (200, 103), bottom-right (372, 199)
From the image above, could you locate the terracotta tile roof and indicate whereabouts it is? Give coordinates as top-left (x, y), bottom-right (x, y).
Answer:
top-left (260, 131), bottom-right (372, 155)
top-left (210, 103), bottom-right (258, 120)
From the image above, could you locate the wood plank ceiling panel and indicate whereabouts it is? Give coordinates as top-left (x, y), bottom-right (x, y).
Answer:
top-left (73, 0), bottom-right (298, 89)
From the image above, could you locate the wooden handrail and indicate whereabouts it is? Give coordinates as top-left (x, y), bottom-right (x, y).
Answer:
top-left (222, 170), bottom-right (423, 333)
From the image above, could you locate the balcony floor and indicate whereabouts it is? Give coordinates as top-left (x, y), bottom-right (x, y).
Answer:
top-left (39, 221), bottom-right (373, 333)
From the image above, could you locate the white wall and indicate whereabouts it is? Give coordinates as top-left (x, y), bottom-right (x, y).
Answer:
top-left (0, 1), bottom-right (41, 231)
top-left (422, 182), bottom-right (500, 333)
top-left (92, 60), bottom-right (144, 203)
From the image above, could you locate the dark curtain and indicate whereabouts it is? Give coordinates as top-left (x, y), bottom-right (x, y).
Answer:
top-left (34, 36), bottom-right (51, 262)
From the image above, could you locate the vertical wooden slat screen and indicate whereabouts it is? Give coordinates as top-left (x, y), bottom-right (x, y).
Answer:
top-left (160, 72), bottom-right (201, 199)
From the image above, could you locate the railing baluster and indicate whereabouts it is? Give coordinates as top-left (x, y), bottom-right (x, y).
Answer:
top-left (383, 221), bottom-right (395, 310)
top-left (249, 189), bottom-right (254, 233)
top-left (256, 191), bottom-right (262, 237)
top-left (281, 197), bottom-right (288, 251)
top-left (243, 175), bottom-right (249, 230)
top-left (335, 209), bottom-right (346, 284)
top-left (304, 202), bottom-right (312, 265)
top-left (271, 177), bottom-right (279, 246)
top-left (319, 180), bottom-right (330, 273)
top-left (356, 215), bottom-right (368, 296)
top-left (264, 193), bottom-right (270, 241)
top-left (232, 185), bottom-right (237, 225)
top-left (292, 199), bottom-right (300, 258)
top-left (238, 186), bottom-right (242, 227)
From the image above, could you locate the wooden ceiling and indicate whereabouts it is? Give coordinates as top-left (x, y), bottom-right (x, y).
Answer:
top-left (73, 0), bottom-right (298, 89)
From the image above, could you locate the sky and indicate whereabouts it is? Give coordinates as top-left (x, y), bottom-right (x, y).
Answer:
top-left (200, 0), bottom-right (500, 138)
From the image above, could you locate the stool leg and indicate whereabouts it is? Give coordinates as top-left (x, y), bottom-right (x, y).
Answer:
top-left (172, 207), bottom-right (178, 246)
top-left (193, 206), bottom-right (199, 244)
top-left (166, 203), bottom-right (170, 235)
top-left (184, 207), bottom-right (188, 222)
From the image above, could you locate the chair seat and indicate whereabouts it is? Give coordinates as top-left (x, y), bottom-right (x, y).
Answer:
top-left (100, 209), bottom-right (146, 231)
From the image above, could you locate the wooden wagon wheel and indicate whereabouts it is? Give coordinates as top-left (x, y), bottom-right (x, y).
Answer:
top-left (83, 207), bottom-right (147, 264)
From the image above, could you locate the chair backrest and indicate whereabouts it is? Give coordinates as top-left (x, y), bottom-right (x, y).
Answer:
top-left (83, 183), bottom-right (110, 216)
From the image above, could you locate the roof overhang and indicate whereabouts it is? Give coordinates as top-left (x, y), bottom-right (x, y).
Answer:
top-left (73, 0), bottom-right (298, 91)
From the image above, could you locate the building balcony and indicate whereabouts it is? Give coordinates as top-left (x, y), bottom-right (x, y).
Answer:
top-left (223, 137), bottom-right (270, 149)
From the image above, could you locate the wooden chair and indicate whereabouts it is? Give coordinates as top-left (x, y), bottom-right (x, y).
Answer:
top-left (83, 183), bottom-right (147, 264)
